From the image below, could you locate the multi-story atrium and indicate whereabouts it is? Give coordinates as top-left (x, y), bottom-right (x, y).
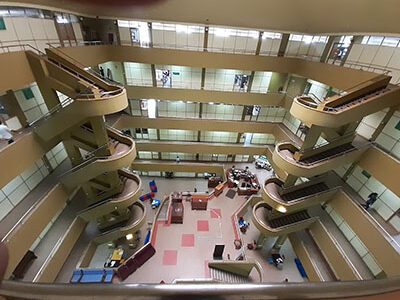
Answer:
top-left (0, 0), bottom-right (399, 299)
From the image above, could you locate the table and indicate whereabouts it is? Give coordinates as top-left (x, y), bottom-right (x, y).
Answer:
top-left (191, 197), bottom-right (208, 210)
top-left (171, 202), bottom-right (184, 223)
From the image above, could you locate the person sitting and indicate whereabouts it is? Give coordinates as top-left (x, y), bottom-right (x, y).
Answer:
top-left (0, 121), bottom-right (14, 144)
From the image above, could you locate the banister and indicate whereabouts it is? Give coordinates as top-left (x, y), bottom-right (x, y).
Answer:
top-left (2, 275), bottom-right (400, 299)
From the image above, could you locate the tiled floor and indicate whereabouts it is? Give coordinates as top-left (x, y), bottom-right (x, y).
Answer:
top-left (122, 167), bottom-right (304, 284)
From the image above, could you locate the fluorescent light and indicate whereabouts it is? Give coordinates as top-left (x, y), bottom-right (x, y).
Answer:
top-left (215, 28), bottom-right (230, 37)
top-left (126, 233), bottom-right (134, 240)
top-left (209, 102), bottom-right (214, 104)
top-left (148, 99), bottom-right (156, 118)
top-left (277, 205), bottom-right (287, 213)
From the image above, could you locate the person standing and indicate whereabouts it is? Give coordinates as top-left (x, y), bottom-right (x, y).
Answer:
top-left (0, 121), bottom-right (14, 144)
top-left (176, 156), bottom-right (180, 163)
top-left (363, 192), bottom-right (378, 210)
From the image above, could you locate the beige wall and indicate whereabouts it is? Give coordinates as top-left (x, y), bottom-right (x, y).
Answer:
top-left (329, 190), bottom-right (400, 276)
top-left (132, 160), bottom-right (225, 175)
top-left (0, 51), bottom-right (35, 94)
top-left (0, 132), bottom-right (51, 190)
top-left (2, 184), bottom-right (69, 278)
top-left (126, 86), bottom-right (286, 107)
top-left (136, 140), bottom-right (267, 156)
top-left (358, 147), bottom-right (400, 198)
top-left (33, 217), bottom-right (86, 283)
top-left (5, 0), bottom-right (400, 36)
top-left (59, 46), bottom-right (379, 90)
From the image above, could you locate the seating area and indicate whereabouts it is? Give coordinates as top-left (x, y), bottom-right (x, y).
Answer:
top-left (226, 167), bottom-right (260, 196)
top-left (116, 243), bottom-right (156, 281)
top-left (70, 269), bottom-right (114, 283)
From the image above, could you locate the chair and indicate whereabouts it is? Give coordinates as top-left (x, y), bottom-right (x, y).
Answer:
top-left (80, 269), bottom-right (105, 283)
top-left (117, 265), bottom-right (131, 281)
top-left (70, 269), bottom-right (82, 283)
top-left (103, 269), bottom-right (114, 283)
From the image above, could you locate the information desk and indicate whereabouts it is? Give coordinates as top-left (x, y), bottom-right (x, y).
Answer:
top-left (191, 196), bottom-right (208, 210)
top-left (171, 202), bottom-right (184, 223)
top-left (214, 183), bottom-right (224, 197)
top-left (226, 167), bottom-right (260, 196)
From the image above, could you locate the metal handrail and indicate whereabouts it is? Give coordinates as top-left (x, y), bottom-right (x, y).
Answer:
top-left (298, 132), bottom-right (356, 154)
top-left (295, 141), bottom-right (375, 166)
top-left (0, 43), bottom-right (46, 56)
top-left (1, 277), bottom-right (400, 299)
top-left (28, 97), bottom-right (74, 128)
top-left (46, 43), bottom-right (123, 86)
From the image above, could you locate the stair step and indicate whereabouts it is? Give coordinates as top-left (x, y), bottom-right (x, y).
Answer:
top-left (269, 210), bottom-right (310, 228)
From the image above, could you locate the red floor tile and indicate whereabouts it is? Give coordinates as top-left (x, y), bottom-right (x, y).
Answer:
top-left (210, 208), bottom-right (222, 219)
top-left (197, 220), bottom-right (209, 232)
top-left (181, 234), bottom-right (195, 247)
top-left (162, 250), bottom-right (178, 266)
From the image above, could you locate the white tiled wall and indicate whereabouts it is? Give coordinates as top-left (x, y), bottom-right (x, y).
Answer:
top-left (259, 32), bottom-right (282, 56)
top-left (202, 103), bottom-right (243, 120)
top-left (207, 27), bottom-right (259, 54)
top-left (0, 157), bottom-right (48, 221)
top-left (285, 35), bottom-right (328, 60)
top-left (375, 110), bottom-right (400, 158)
top-left (161, 152), bottom-right (195, 160)
top-left (98, 61), bottom-right (125, 84)
top-left (46, 142), bottom-right (68, 169)
top-left (14, 83), bottom-right (48, 123)
top-left (345, 165), bottom-right (399, 222)
top-left (357, 109), bottom-right (400, 159)
top-left (256, 106), bottom-right (286, 122)
top-left (251, 71), bottom-right (273, 93)
top-left (283, 111), bottom-right (303, 139)
top-left (200, 131), bottom-right (237, 143)
top-left (128, 99), bottom-right (142, 116)
top-left (124, 62), bottom-right (153, 86)
top-left (158, 101), bottom-right (200, 118)
top-left (152, 22), bottom-right (204, 51)
top-left (346, 36), bottom-right (400, 83)
top-left (251, 133), bottom-right (276, 145)
top-left (155, 65), bottom-right (202, 89)
top-left (159, 129), bottom-right (198, 141)
top-left (204, 68), bottom-right (252, 91)
top-left (325, 203), bottom-right (383, 277)
top-left (132, 128), bottom-right (157, 140)
top-left (0, 15), bottom-right (59, 52)
top-left (307, 79), bottom-right (330, 100)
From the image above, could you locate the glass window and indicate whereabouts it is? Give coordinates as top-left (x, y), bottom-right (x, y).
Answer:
top-left (382, 37), bottom-right (400, 47)
top-left (367, 36), bottom-right (384, 45)
top-left (289, 34), bottom-right (303, 41)
top-left (361, 36), bottom-right (370, 44)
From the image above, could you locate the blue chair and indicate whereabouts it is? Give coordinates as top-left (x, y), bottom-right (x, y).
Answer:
top-left (295, 258), bottom-right (308, 278)
top-left (104, 269), bottom-right (114, 283)
top-left (70, 269), bottom-right (82, 283)
top-left (80, 269), bottom-right (105, 283)
top-left (144, 230), bottom-right (151, 244)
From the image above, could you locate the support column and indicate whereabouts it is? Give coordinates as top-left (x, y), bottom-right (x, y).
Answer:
top-left (272, 235), bottom-right (287, 250)
top-left (203, 26), bottom-right (209, 51)
top-left (299, 125), bottom-right (322, 152)
top-left (42, 155), bottom-right (54, 173)
top-left (3, 90), bottom-right (28, 127)
top-left (257, 233), bottom-right (266, 247)
top-left (151, 64), bottom-right (157, 87)
top-left (342, 162), bottom-right (357, 181)
top-left (277, 33), bottom-right (290, 57)
top-left (284, 174), bottom-right (298, 188)
top-left (320, 36), bottom-right (336, 63)
top-left (255, 31), bottom-right (263, 55)
top-left (201, 68), bottom-right (206, 90)
top-left (370, 107), bottom-right (396, 141)
top-left (147, 22), bottom-right (153, 48)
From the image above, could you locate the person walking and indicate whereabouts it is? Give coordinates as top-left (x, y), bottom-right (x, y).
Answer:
top-left (0, 121), bottom-right (14, 144)
top-left (176, 156), bottom-right (180, 163)
top-left (363, 192), bottom-right (378, 210)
